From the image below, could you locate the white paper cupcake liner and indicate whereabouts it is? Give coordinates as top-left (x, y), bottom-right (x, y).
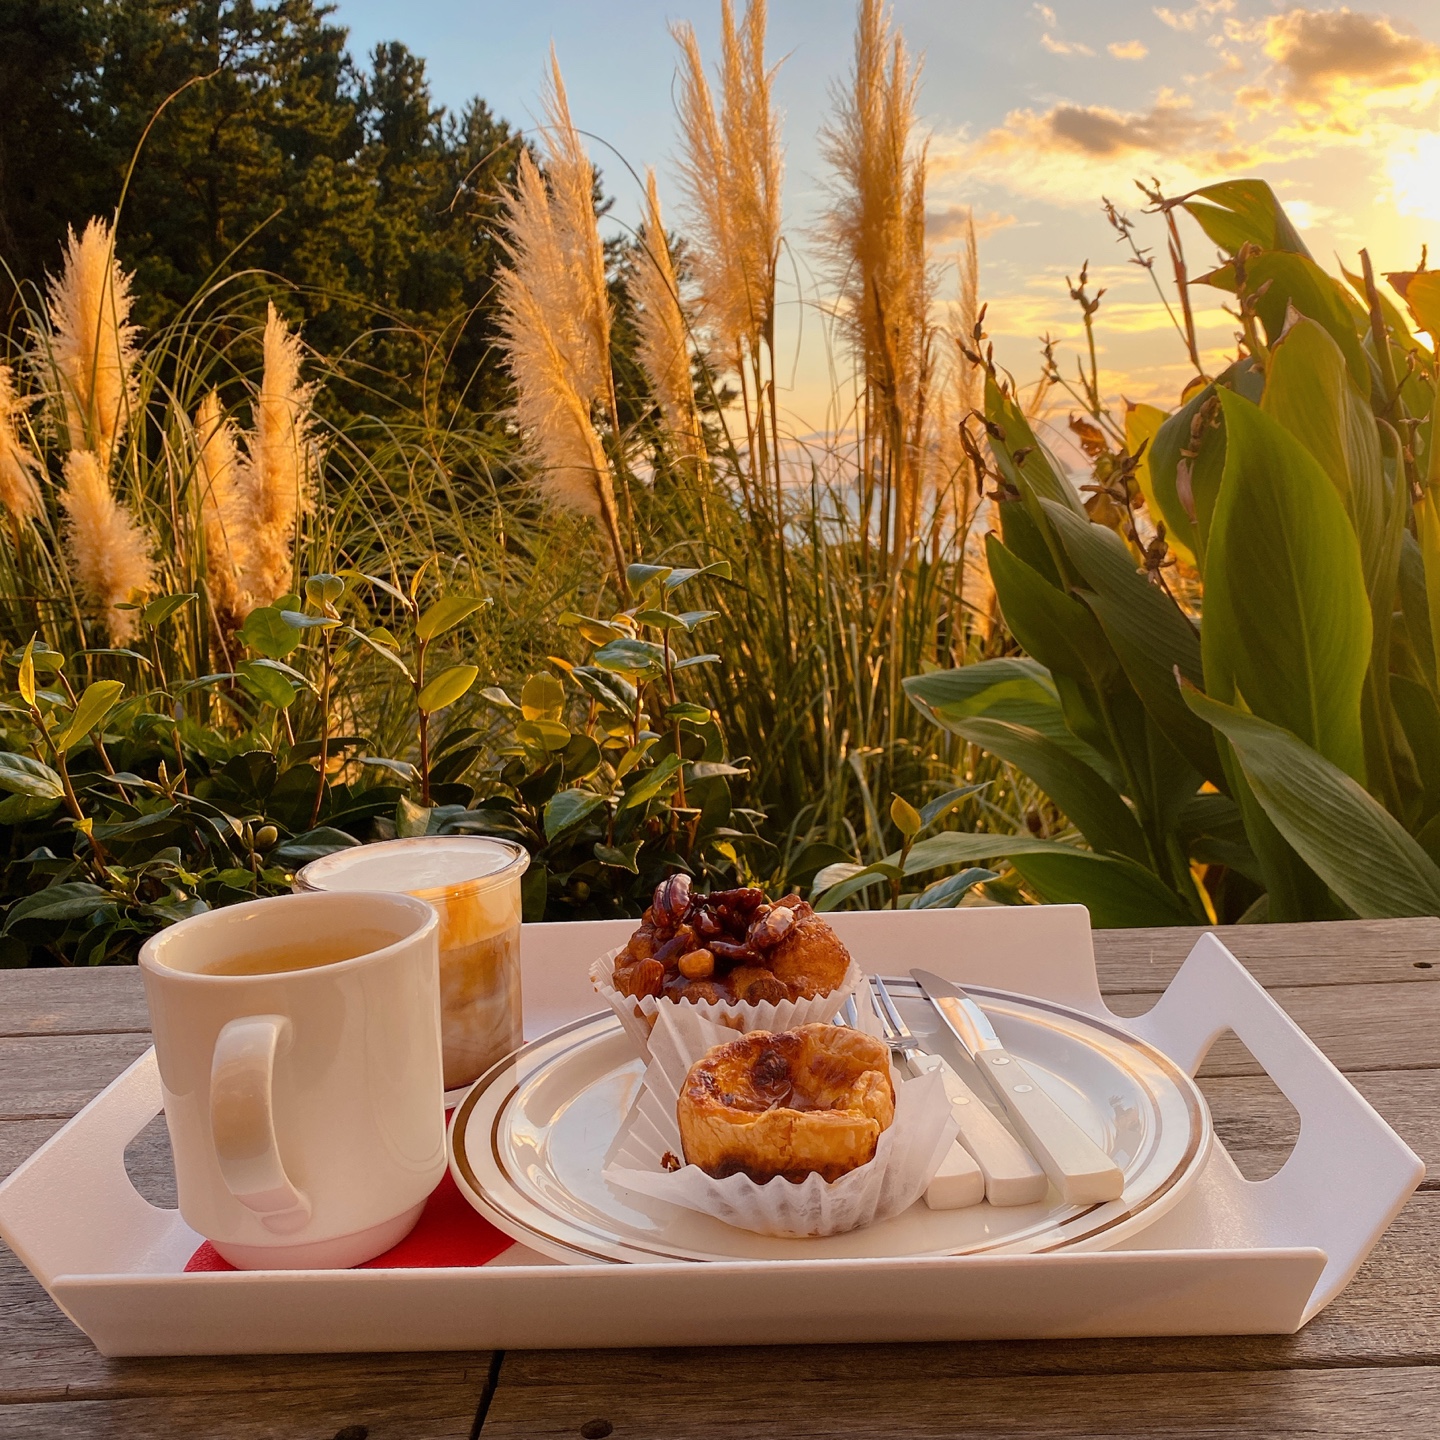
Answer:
top-left (603, 1005), bottom-right (958, 1239)
top-left (589, 944), bottom-right (865, 1059)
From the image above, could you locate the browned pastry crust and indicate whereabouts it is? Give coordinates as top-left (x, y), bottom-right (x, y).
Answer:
top-left (611, 875), bottom-right (852, 1007)
top-left (677, 1024), bottom-right (895, 1183)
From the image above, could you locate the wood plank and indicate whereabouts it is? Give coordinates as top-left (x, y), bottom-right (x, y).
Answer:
top-left (1203, 1069), bottom-right (1440, 1188)
top-left (1103, 981), bottom-right (1440, 1076)
top-left (1093, 918), bottom-right (1440, 993)
top-left (0, 1371), bottom-right (487, 1438)
top-left (0, 1034), bottom-right (153, 1121)
top-left (0, 1121), bottom-right (63, 1183)
top-left (482, 1361), bottom-right (1440, 1438)
top-left (0, 966), bottom-right (149, 1037)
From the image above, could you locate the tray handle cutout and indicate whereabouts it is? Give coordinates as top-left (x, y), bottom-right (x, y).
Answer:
top-left (1123, 932), bottom-right (1424, 1320)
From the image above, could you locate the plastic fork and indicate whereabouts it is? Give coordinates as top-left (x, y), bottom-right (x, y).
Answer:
top-left (871, 977), bottom-right (1048, 1208)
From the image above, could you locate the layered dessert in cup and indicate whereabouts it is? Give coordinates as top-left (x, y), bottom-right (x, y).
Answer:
top-left (296, 836), bottom-right (529, 1091)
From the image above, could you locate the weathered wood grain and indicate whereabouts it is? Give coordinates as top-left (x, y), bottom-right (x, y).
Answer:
top-left (1103, 981), bottom-right (1440, 1075)
top-left (482, 1360), bottom-right (1440, 1438)
top-left (0, 1372), bottom-right (486, 1438)
top-left (1092, 918), bottom-right (1440, 992)
top-left (0, 966), bottom-right (150, 1037)
top-left (0, 1033), bottom-right (153, 1120)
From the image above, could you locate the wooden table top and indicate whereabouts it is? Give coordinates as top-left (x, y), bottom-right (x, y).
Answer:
top-left (0, 917), bottom-right (1435, 1438)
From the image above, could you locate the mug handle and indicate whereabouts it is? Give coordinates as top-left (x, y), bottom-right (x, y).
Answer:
top-left (209, 1015), bottom-right (311, 1234)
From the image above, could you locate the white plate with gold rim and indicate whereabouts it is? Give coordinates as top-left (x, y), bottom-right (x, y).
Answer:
top-left (448, 979), bottom-right (1211, 1265)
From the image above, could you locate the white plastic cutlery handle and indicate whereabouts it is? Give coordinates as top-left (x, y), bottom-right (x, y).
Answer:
top-left (977, 1049), bottom-right (1125, 1205)
top-left (909, 1053), bottom-right (1047, 1206)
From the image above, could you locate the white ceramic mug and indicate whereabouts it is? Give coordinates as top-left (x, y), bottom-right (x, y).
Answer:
top-left (139, 890), bottom-right (446, 1270)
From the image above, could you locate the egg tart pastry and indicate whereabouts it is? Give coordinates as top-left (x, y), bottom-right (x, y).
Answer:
top-left (676, 1024), bottom-right (895, 1184)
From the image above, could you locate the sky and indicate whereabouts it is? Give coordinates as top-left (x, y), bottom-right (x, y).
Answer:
top-left (331, 0), bottom-right (1440, 432)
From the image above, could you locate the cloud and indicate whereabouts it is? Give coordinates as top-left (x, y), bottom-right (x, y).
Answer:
top-left (1154, 0), bottom-right (1234, 33)
top-left (1109, 40), bottom-right (1149, 60)
top-left (1263, 8), bottom-right (1440, 107)
top-left (979, 97), bottom-right (1230, 160)
top-left (1035, 2), bottom-right (1094, 57)
top-left (924, 207), bottom-right (1016, 243)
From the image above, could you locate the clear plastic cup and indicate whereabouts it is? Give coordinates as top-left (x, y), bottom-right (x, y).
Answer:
top-left (295, 836), bottom-right (529, 1091)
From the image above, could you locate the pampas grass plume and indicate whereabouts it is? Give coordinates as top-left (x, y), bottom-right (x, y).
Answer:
top-left (242, 302), bottom-right (314, 605)
top-left (60, 448), bottom-right (154, 643)
top-left (194, 390), bottom-right (248, 625)
top-left (633, 170), bottom-right (704, 461)
top-left (42, 217), bottom-right (139, 465)
top-left (0, 365), bottom-right (43, 525)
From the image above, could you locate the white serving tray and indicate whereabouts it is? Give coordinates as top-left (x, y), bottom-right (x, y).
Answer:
top-left (0, 905), bottom-right (1423, 1356)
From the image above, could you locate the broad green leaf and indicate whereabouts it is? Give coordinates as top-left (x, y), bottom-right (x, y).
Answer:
top-left (271, 828), bottom-right (362, 866)
top-left (626, 563), bottom-right (674, 589)
top-left (677, 610), bottom-right (720, 630)
top-left (1200, 252), bottom-right (1369, 396)
top-left (672, 653), bottom-right (720, 670)
top-left (1041, 499), bottom-right (1222, 786)
top-left (663, 560), bottom-right (731, 589)
top-left (910, 868), bottom-right (997, 909)
top-left (1007, 849), bottom-right (1200, 927)
top-left (416, 594), bottom-right (489, 641)
top-left (2, 881), bottom-right (109, 931)
top-left (1388, 269), bottom-right (1440, 342)
top-left (664, 701), bottom-right (713, 725)
top-left (985, 375), bottom-right (1083, 517)
top-left (1184, 685), bottom-right (1440, 918)
top-left (141, 592), bottom-right (197, 628)
top-left (479, 686), bottom-right (522, 714)
top-left (0, 793), bottom-right (60, 825)
top-left (1261, 315), bottom-right (1386, 595)
top-left (359, 756), bottom-right (419, 783)
top-left (619, 752), bottom-right (682, 811)
top-left (237, 606), bottom-right (302, 659)
top-left (634, 608), bottom-right (687, 630)
top-left (944, 715), bottom-right (1150, 863)
top-left (344, 626), bottom-right (413, 681)
top-left (304, 573), bottom-right (346, 609)
top-left (280, 610), bottom-right (340, 631)
top-left (615, 735), bottom-right (659, 779)
top-left (1126, 401), bottom-right (1194, 565)
top-left (521, 673), bottom-right (566, 721)
top-left (919, 784), bottom-right (983, 830)
top-left (514, 718), bottom-right (571, 752)
top-left (570, 665), bottom-right (638, 717)
top-left (1182, 179), bottom-right (1312, 259)
top-left (418, 664), bottom-right (479, 713)
top-left (0, 751), bottom-right (64, 799)
top-left (890, 794), bottom-right (923, 840)
top-left (558, 612), bottom-right (632, 645)
top-left (1202, 390), bottom-right (1370, 782)
top-left (53, 680), bottom-right (124, 749)
top-left (543, 788), bottom-right (606, 841)
top-left (594, 840), bottom-right (643, 872)
top-left (592, 637), bottom-right (666, 674)
top-left (812, 860), bottom-right (904, 910)
top-left (17, 638), bottom-right (35, 707)
top-left (905, 658), bottom-right (1112, 777)
top-left (5, 641), bottom-right (63, 674)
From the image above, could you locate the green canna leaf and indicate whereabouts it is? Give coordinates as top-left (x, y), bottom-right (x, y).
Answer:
top-left (1182, 178), bottom-right (1312, 259)
top-left (1183, 685), bottom-right (1440, 918)
top-left (1203, 390), bottom-right (1370, 783)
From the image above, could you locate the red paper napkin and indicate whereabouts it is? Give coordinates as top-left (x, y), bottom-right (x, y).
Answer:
top-left (185, 1167), bottom-right (513, 1272)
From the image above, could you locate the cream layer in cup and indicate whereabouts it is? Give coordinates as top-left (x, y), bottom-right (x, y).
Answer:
top-left (296, 836), bottom-right (529, 1090)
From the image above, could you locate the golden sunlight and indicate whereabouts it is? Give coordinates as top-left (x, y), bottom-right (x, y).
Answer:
top-left (1388, 131), bottom-right (1440, 223)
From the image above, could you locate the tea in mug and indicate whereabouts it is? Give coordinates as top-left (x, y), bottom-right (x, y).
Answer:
top-left (199, 929), bottom-right (399, 977)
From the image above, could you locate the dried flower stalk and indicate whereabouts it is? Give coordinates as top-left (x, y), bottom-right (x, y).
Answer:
top-left (41, 217), bottom-right (139, 466)
top-left (59, 448), bottom-right (154, 643)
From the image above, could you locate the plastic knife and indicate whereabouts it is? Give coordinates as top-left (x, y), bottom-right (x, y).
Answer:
top-left (871, 977), bottom-right (1046, 1207)
top-left (911, 969), bottom-right (1125, 1206)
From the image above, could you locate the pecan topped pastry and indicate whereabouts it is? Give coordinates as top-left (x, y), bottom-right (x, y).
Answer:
top-left (611, 875), bottom-right (852, 1006)
top-left (677, 1024), bottom-right (895, 1183)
